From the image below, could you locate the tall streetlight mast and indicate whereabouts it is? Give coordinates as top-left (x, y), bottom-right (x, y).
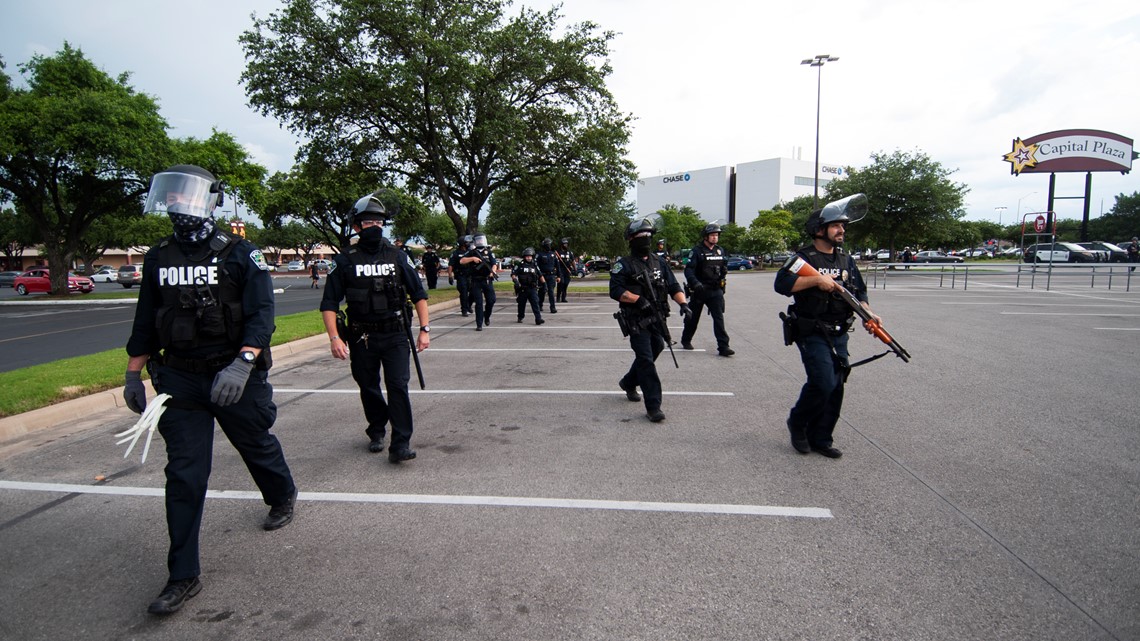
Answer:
top-left (802, 54), bottom-right (839, 211)
top-left (994, 206), bottom-right (1007, 227)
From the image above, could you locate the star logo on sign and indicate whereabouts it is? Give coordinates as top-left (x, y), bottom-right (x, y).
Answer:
top-left (1003, 138), bottom-right (1039, 175)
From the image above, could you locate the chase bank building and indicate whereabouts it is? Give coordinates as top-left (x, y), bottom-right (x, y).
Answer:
top-left (636, 156), bottom-right (849, 229)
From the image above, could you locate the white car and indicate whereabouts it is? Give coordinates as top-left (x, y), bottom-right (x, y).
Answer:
top-left (875, 249), bottom-right (891, 261)
top-left (89, 267), bottom-right (117, 283)
top-left (287, 260), bottom-right (305, 271)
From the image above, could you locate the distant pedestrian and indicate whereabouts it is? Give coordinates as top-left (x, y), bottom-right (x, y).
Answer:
top-left (309, 261), bottom-right (320, 288)
top-left (1128, 237), bottom-right (1138, 272)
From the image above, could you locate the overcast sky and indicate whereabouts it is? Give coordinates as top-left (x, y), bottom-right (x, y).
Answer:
top-left (3, 0), bottom-right (1138, 225)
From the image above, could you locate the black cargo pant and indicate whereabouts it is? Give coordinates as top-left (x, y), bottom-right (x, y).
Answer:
top-left (153, 363), bottom-right (295, 581)
top-left (619, 326), bottom-right (666, 413)
top-left (680, 286), bottom-right (729, 351)
top-left (349, 329), bottom-right (414, 450)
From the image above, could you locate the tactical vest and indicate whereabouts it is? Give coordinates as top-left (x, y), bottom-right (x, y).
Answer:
top-left (154, 232), bottom-right (243, 353)
top-left (514, 262), bottom-right (540, 287)
top-left (536, 251), bottom-right (558, 273)
top-left (467, 248), bottom-right (494, 280)
top-left (692, 244), bottom-right (727, 284)
top-left (556, 249), bottom-right (574, 273)
top-left (619, 256), bottom-right (670, 316)
top-left (422, 251), bottom-right (439, 269)
top-left (450, 249), bottom-right (471, 277)
top-left (791, 247), bottom-right (856, 322)
top-left (343, 245), bottom-right (406, 323)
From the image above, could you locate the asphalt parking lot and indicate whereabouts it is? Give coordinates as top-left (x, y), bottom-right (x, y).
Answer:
top-left (1, 268), bottom-right (1137, 641)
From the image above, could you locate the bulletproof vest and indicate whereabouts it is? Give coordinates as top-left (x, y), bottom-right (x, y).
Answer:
top-left (620, 256), bottom-right (669, 314)
top-left (450, 249), bottom-right (471, 276)
top-left (154, 231), bottom-right (243, 353)
top-left (422, 251), bottom-right (439, 268)
top-left (655, 250), bottom-right (668, 262)
top-left (467, 248), bottom-right (494, 280)
top-left (344, 245), bottom-right (406, 323)
top-left (693, 243), bottom-right (727, 283)
top-left (792, 246), bottom-right (856, 322)
top-left (556, 249), bottom-right (573, 272)
top-left (515, 262), bottom-right (540, 286)
top-left (536, 251), bottom-right (558, 273)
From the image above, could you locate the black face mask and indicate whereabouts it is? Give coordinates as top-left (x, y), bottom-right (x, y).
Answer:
top-left (630, 236), bottom-right (652, 257)
top-left (358, 226), bottom-right (384, 251)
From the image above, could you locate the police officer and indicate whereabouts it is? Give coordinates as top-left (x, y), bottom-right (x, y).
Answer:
top-left (512, 248), bottom-right (546, 325)
top-left (655, 238), bottom-right (669, 263)
top-left (461, 234), bottom-right (497, 331)
top-left (610, 218), bottom-right (692, 422)
top-left (448, 235), bottom-right (473, 316)
top-left (536, 237), bottom-right (560, 313)
top-left (1128, 237), bottom-right (1139, 272)
top-left (680, 223), bottom-right (733, 356)
top-left (122, 164), bottom-right (297, 615)
top-left (421, 244), bottom-right (440, 289)
top-left (774, 202), bottom-right (881, 458)
top-left (321, 192), bottom-right (430, 460)
top-left (555, 237), bottom-right (575, 303)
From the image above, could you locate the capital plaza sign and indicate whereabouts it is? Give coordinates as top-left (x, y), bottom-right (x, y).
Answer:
top-left (1003, 129), bottom-right (1134, 176)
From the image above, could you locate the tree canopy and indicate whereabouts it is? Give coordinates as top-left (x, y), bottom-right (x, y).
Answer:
top-left (0, 44), bottom-right (170, 293)
top-left (241, 0), bottom-right (635, 238)
top-left (823, 149), bottom-right (969, 258)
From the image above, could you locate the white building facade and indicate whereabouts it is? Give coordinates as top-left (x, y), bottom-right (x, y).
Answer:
top-left (637, 157), bottom-right (849, 228)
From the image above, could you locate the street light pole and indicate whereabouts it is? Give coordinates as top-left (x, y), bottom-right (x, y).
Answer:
top-left (994, 206), bottom-right (1007, 227)
top-left (1016, 191), bottom-right (1037, 220)
top-left (802, 54), bottom-right (839, 211)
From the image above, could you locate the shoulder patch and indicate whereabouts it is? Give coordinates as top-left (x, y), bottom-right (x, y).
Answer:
top-left (405, 254), bottom-right (416, 269)
top-left (327, 260), bottom-right (337, 275)
top-left (781, 253), bottom-right (799, 270)
top-left (611, 261), bottom-right (623, 274)
top-left (249, 249), bottom-right (269, 271)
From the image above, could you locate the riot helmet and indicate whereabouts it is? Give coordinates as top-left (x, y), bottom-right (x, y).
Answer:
top-left (143, 165), bottom-right (225, 219)
top-left (657, 238), bottom-right (666, 248)
top-left (560, 237), bottom-right (570, 247)
top-left (541, 238), bottom-right (553, 250)
top-left (522, 247), bottom-right (535, 258)
top-left (806, 193), bottom-right (867, 237)
top-left (349, 191), bottom-right (391, 226)
top-left (702, 223), bottom-right (722, 237)
top-left (461, 234), bottom-right (474, 247)
top-left (473, 234), bottom-right (489, 249)
top-left (626, 217), bottom-right (656, 257)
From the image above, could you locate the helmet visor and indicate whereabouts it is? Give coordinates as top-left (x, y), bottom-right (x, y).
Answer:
top-left (820, 193), bottom-right (867, 225)
top-left (473, 234), bottom-right (488, 248)
top-left (143, 172), bottom-right (219, 218)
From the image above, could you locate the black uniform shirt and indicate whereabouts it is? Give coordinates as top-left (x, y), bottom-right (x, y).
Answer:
top-left (126, 233), bottom-right (276, 358)
top-left (320, 239), bottom-right (427, 315)
top-left (512, 260), bottom-right (543, 286)
top-left (684, 242), bottom-right (728, 287)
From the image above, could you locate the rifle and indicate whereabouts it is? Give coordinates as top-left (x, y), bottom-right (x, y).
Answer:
top-left (786, 256), bottom-right (911, 363)
top-left (386, 281), bottom-right (426, 389)
top-left (634, 267), bottom-right (679, 369)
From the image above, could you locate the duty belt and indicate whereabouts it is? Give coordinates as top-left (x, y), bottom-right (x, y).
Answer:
top-left (350, 319), bottom-right (404, 333)
top-left (161, 352), bottom-right (236, 374)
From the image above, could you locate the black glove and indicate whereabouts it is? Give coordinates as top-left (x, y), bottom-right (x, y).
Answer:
top-left (678, 303), bottom-right (693, 320)
top-left (636, 296), bottom-right (654, 314)
top-left (691, 281), bottom-right (706, 294)
top-left (124, 370), bottom-right (147, 414)
top-left (210, 358), bottom-right (255, 406)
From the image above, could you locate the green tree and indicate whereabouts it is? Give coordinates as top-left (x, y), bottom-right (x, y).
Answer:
top-left (824, 149), bottom-right (968, 259)
top-left (175, 130), bottom-right (269, 217)
top-left (75, 212), bottom-right (171, 274)
top-left (265, 220), bottom-right (326, 264)
top-left (740, 209), bottom-right (798, 260)
top-left (0, 206), bottom-right (39, 270)
top-left (0, 44), bottom-right (170, 294)
top-left (418, 210), bottom-right (463, 250)
top-left (485, 169), bottom-right (631, 258)
top-left (716, 222), bottom-right (745, 254)
top-left (655, 205), bottom-right (706, 258)
top-left (1087, 192), bottom-right (1140, 242)
top-left (241, 0), bottom-right (635, 238)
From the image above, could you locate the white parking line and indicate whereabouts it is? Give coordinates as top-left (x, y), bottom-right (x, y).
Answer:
top-left (0, 480), bottom-right (830, 519)
top-left (429, 348), bottom-right (707, 353)
top-left (1094, 327), bottom-right (1140, 331)
top-left (999, 312), bottom-right (1140, 317)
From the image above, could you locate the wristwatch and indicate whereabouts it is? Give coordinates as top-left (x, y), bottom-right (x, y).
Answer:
top-left (239, 350), bottom-right (257, 364)
top-left (419, 326), bottom-right (430, 333)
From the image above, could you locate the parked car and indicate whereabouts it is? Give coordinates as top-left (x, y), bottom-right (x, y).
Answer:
top-left (999, 246), bottom-right (1023, 257)
top-left (874, 249), bottom-right (891, 261)
top-left (1024, 242), bottom-right (1096, 263)
top-left (0, 271), bottom-right (23, 287)
top-left (1077, 241), bottom-right (1128, 263)
top-left (308, 258), bottom-right (332, 271)
top-left (286, 260), bottom-right (306, 271)
top-left (89, 266), bottom-right (117, 283)
top-left (912, 250), bottom-right (964, 264)
top-left (14, 268), bottom-right (94, 295)
top-left (116, 264), bottom-right (143, 288)
top-left (585, 258), bottom-right (611, 273)
top-left (726, 255), bottom-right (753, 271)
top-left (962, 247), bottom-right (993, 258)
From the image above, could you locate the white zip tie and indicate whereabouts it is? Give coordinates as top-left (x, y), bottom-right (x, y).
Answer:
top-left (114, 393), bottom-right (171, 464)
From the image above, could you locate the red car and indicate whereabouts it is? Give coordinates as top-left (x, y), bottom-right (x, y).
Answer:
top-left (13, 268), bottom-right (94, 295)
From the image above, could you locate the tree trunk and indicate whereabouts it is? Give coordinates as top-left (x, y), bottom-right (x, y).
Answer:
top-left (44, 245), bottom-right (74, 296)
